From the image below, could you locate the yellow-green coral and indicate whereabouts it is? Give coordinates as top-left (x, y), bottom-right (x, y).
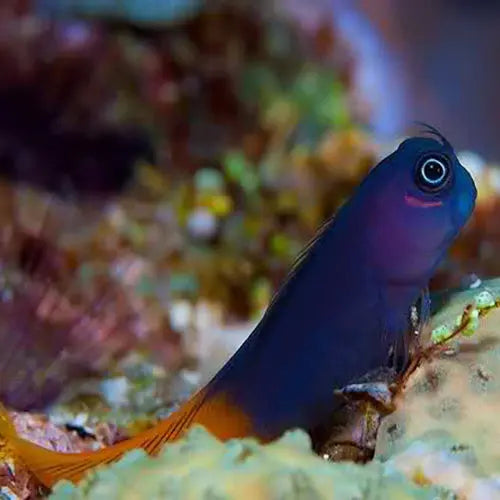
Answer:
top-left (430, 283), bottom-right (500, 342)
top-left (51, 426), bottom-right (449, 500)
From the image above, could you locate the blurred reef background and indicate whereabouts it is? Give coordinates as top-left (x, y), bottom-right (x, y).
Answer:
top-left (0, 1), bottom-right (499, 498)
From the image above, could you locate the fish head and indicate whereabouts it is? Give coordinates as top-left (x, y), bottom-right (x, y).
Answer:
top-left (361, 130), bottom-right (476, 285)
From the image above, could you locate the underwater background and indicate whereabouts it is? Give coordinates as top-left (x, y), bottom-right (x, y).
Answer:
top-left (0, 1), bottom-right (499, 498)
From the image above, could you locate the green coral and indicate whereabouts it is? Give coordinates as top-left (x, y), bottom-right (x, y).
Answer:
top-left (51, 427), bottom-right (448, 500)
top-left (474, 290), bottom-right (496, 310)
top-left (456, 307), bottom-right (479, 337)
top-left (430, 282), bottom-right (500, 343)
top-left (430, 324), bottom-right (453, 344)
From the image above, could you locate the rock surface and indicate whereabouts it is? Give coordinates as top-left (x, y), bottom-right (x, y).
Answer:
top-left (376, 279), bottom-right (500, 499)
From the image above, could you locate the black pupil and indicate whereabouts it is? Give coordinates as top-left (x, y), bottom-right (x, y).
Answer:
top-left (424, 160), bottom-right (445, 183)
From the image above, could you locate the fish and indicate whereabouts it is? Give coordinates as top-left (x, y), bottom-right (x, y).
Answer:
top-left (0, 127), bottom-right (477, 488)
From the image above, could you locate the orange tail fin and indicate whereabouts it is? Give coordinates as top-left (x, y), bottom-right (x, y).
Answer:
top-left (0, 389), bottom-right (253, 488)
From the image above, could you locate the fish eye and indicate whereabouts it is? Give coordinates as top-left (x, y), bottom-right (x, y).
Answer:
top-left (415, 154), bottom-right (451, 192)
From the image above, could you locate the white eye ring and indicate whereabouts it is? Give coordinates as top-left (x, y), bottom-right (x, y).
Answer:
top-left (420, 157), bottom-right (448, 185)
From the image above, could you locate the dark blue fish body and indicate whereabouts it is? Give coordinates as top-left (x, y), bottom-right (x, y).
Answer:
top-left (0, 129), bottom-right (477, 488)
top-left (210, 133), bottom-right (477, 438)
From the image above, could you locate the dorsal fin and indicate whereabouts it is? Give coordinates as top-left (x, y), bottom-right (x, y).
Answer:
top-left (264, 215), bottom-right (337, 313)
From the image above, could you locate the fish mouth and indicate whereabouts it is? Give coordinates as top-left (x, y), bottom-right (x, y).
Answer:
top-left (404, 193), bottom-right (443, 208)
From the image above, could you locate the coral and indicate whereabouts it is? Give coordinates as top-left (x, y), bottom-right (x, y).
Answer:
top-left (50, 426), bottom-right (449, 500)
top-left (376, 279), bottom-right (500, 498)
